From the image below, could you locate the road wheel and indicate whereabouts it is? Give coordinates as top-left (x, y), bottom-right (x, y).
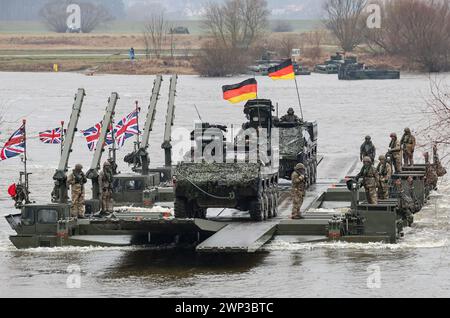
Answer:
top-left (250, 198), bottom-right (263, 222)
top-left (174, 197), bottom-right (188, 219)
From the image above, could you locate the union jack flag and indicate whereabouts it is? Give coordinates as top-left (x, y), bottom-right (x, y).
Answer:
top-left (0, 124), bottom-right (25, 161)
top-left (115, 110), bottom-right (139, 148)
top-left (39, 128), bottom-right (62, 144)
top-left (82, 123), bottom-right (113, 152)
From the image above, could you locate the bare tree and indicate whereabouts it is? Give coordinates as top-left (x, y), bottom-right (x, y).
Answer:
top-left (303, 29), bottom-right (326, 60)
top-left (198, 0), bottom-right (269, 76)
top-left (80, 3), bottom-right (113, 33)
top-left (143, 12), bottom-right (169, 59)
top-left (278, 35), bottom-right (298, 58)
top-left (40, 1), bottom-right (67, 33)
top-left (324, 0), bottom-right (367, 52)
top-left (414, 77), bottom-right (450, 165)
top-left (40, 0), bottom-right (113, 33)
top-left (365, 0), bottom-right (450, 72)
top-left (203, 0), bottom-right (269, 50)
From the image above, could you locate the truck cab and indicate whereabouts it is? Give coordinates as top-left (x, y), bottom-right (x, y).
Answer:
top-left (5, 203), bottom-right (71, 248)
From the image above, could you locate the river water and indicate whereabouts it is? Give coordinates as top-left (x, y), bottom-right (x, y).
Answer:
top-left (0, 72), bottom-right (449, 298)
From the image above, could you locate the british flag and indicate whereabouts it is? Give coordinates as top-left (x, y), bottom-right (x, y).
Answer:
top-left (82, 123), bottom-right (113, 152)
top-left (39, 128), bottom-right (62, 144)
top-left (114, 110), bottom-right (139, 148)
top-left (0, 124), bottom-right (25, 161)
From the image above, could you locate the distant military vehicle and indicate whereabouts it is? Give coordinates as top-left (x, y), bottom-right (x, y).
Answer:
top-left (338, 59), bottom-right (400, 80)
top-left (314, 53), bottom-right (357, 74)
top-left (170, 27), bottom-right (190, 34)
top-left (174, 99), bottom-right (280, 222)
top-left (276, 120), bottom-right (318, 185)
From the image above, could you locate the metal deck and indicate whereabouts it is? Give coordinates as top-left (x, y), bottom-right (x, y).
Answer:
top-left (195, 155), bottom-right (359, 253)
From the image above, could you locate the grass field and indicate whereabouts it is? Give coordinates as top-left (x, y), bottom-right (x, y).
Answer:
top-left (0, 19), bottom-right (323, 35)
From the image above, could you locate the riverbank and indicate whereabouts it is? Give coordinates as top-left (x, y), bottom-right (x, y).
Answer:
top-left (0, 33), bottom-right (413, 75)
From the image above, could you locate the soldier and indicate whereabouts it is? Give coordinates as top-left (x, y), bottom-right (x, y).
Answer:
top-left (394, 179), bottom-right (414, 226)
top-left (67, 164), bottom-right (87, 218)
top-left (356, 157), bottom-right (379, 204)
top-left (433, 144), bottom-right (447, 178)
top-left (360, 136), bottom-right (376, 163)
top-left (424, 152), bottom-right (438, 192)
top-left (291, 163), bottom-right (307, 220)
top-left (376, 155), bottom-right (392, 200)
top-left (99, 161), bottom-right (114, 215)
top-left (280, 108), bottom-right (301, 123)
top-left (401, 128), bottom-right (416, 166)
top-left (388, 133), bottom-right (402, 173)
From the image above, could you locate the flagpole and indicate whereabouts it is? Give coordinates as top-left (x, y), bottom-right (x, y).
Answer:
top-left (22, 119), bottom-right (29, 203)
top-left (294, 76), bottom-right (304, 120)
top-left (135, 100), bottom-right (140, 149)
top-left (60, 120), bottom-right (65, 155)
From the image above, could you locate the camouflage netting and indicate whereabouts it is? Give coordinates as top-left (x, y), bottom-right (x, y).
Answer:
top-left (279, 127), bottom-right (303, 156)
top-left (175, 162), bottom-right (260, 186)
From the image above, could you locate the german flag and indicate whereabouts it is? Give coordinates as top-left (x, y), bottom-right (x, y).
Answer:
top-left (268, 59), bottom-right (295, 80)
top-left (222, 78), bottom-right (258, 104)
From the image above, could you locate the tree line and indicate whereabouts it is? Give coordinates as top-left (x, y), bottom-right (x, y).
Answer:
top-left (325, 0), bottom-right (450, 72)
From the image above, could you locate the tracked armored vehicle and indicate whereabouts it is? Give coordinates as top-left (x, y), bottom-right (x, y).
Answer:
top-left (276, 120), bottom-right (318, 184)
top-left (174, 99), bottom-right (280, 222)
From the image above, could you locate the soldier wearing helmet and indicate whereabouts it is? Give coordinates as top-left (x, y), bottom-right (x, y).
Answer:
top-left (360, 136), bottom-right (376, 163)
top-left (99, 161), bottom-right (114, 215)
top-left (376, 155), bottom-right (392, 200)
top-left (291, 163), bottom-right (307, 219)
top-left (67, 164), bottom-right (87, 218)
top-left (400, 128), bottom-right (416, 166)
top-left (280, 108), bottom-right (301, 123)
top-left (388, 133), bottom-right (402, 173)
top-left (356, 156), bottom-right (379, 204)
top-left (424, 152), bottom-right (438, 193)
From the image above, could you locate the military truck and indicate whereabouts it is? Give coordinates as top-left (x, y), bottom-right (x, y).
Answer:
top-left (174, 99), bottom-right (280, 222)
top-left (276, 120), bottom-right (318, 185)
top-left (110, 75), bottom-right (178, 209)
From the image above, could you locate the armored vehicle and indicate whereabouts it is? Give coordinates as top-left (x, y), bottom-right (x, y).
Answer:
top-left (276, 120), bottom-right (318, 184)
top-left (338, 60), bottom-right (400, 80)
top-left (174, 99), bottom-right (280, 222)
top-left (314, 53), bottom-right (347, 74)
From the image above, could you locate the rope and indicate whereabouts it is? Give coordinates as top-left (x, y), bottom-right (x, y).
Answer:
top-left (177, 171), bottom-right (236, 200)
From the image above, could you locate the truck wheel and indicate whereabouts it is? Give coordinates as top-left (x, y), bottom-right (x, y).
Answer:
top-left (267, 192), bottom-right (273, 219)
top-left (174, 197), bottom-right (188, 219)
top-left (250, 198), bottom-right (263, 222)
top-left (272, 192), bottom-right (279, 217)
top-left (175, 198), bottom-right (194, 219)
top-left (262, 191), bottom-right (269, 221)
top-left (195, 207), bottom-right (207, 219)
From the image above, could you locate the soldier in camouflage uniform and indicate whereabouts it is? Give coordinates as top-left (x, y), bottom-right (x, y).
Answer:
top-left (291, 163), bottom-right (307, 219)
top-left (433, 144), bottom-right (447, 178)
top-left (356, 157), bottom-right (379, 204)
top-left (401, 128), bottom-right (416, 166)
top-left (360, 136), bottom-right (376, 163)
top-left (99, 161), bottom-right (114, 214)
top-left (376, 155), bottom-right (392, 200)
top-left (281, 108), bottom-right (301, 123)
top-left (388, 133), bottom-right (402, 173)
top-left (67, 164), bottom-right (87, 218)
top-left (394, 179), bottom-right (414, 226)
top-left (424, 152), bottom-right (438, 192)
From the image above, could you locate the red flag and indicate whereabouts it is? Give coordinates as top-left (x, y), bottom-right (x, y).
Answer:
top-left (8, 183), bottom-right (17, 197)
